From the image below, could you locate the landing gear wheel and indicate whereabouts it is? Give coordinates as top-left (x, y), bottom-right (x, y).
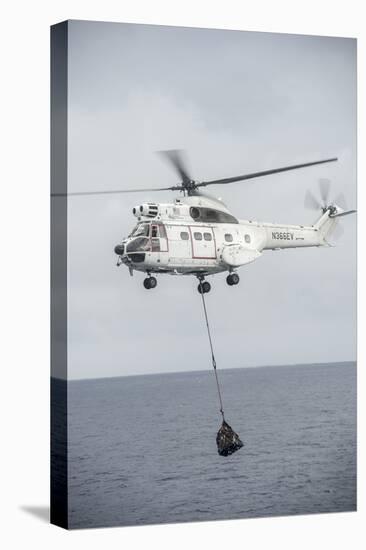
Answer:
top-left (143, 276), bottom-right (157, 289)
top-left (149, 276), bottom-right (157, 289)
top-left (226, 273), bottom-right (240, 286)
top-left (198, 281), bottom-right (211, 294)
top-left (202, 281), bottom-right (211, 293)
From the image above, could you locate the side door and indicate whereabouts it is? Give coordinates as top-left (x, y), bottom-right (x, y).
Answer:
top-left (164, 225), bottom-right (192, 265)
top-left (190, 226), bottom-right (216, 259)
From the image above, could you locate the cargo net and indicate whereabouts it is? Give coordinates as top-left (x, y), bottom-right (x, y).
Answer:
top-left (216, 420), bottom-right (244, 457)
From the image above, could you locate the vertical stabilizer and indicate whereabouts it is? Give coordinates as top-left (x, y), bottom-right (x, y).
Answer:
top-left (314, 209), bottom-right (339, 244)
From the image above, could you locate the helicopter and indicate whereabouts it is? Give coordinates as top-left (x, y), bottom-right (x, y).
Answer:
top-left (55, 151), bottom-right (356, 293)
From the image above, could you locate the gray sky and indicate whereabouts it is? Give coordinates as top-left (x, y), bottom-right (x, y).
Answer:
top-left (66, 20), bottom-right (356, 380)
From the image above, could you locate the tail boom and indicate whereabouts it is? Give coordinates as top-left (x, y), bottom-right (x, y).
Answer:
top-left (262, 211), bottom-right (336, 250)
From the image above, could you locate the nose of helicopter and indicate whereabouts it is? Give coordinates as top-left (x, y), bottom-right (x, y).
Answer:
top-left (114, 244), bottom-right (125, 256)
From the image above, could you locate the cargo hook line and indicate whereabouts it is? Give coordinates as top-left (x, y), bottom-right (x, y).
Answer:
top-left (199, 283), bottom-right (225, 421)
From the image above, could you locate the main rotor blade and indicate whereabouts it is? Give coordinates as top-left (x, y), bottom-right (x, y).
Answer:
top-left (51, 186), bottom-right (183, 197)
top-left (158, 149), bottom-right (192, 185)
top-left (196, 158), bottom-right (338, 187)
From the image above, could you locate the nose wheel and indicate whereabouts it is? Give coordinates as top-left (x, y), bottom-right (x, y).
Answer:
top-left (226, 273), bottom-right (240, 286)
top-left (143, 276), bottom-right (157, 290)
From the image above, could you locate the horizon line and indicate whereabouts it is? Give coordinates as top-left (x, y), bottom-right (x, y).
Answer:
top-left (52, 359), bottom-right (356, 383)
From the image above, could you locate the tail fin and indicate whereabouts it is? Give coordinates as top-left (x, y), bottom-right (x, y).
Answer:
top-left (314, 210), bottom-right (339, 244)
top-left (314, 206), bottom-right (356, 244)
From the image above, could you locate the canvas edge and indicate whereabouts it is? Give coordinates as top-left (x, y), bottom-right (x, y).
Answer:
top-left (50, 20), bottom-right (69, 529)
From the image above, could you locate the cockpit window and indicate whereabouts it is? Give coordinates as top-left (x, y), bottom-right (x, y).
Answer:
top-left (131, 223), bottom-right (150, 238)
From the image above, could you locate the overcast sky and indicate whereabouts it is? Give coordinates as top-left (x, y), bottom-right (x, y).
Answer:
top-left (65, 20), bottom-right (356, 380)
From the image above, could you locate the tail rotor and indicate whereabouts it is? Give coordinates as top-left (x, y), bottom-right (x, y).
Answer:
top-left (304, 178), bottom-right (356, 241)
top-left (305, 178), bottom-right (334, 214)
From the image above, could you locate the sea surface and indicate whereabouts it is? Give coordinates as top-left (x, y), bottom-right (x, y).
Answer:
top-left (67, 362), bottom-right (356, 528)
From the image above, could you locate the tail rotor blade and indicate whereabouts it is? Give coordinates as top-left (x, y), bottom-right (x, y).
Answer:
top-left (331, 222), bottom-right (344, 241)
top-left (319, 178), bottom-right (331, 206)
top-left (333, 192), bottom-right (347, 210)
top-left (304, 189), bottom-right (321, 210)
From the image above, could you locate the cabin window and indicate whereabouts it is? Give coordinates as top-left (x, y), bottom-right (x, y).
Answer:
top-left (194, 232), bottom-right (203, 241)
top-left (151, 226), bottom-right (158, 238)
top-left (180, 231), bottom-right (189, 240)
top-left (204, 232), bottom-right (212, 241)
top-left (245, 234), bottom-right (251, 243)
top-left (225, 233), bottom-right (233, 242)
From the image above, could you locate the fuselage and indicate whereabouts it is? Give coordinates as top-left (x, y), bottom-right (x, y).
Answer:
top-left (114, 194), bottom-right (335, 277)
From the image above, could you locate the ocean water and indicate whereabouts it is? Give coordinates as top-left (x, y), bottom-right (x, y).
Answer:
top-left (67, 362), bottom-right (356, 528)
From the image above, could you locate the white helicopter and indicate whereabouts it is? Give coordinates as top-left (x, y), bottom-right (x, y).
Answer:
top-left (112, 151), bottom-right (356, 292)
top-left (60, 151), bottom-right (356, 293)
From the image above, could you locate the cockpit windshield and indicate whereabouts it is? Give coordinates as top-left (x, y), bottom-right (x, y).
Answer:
top-left (130, 223), bottom-right (150, 238)
top-left (126, 237), bottom-right (150, 253)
